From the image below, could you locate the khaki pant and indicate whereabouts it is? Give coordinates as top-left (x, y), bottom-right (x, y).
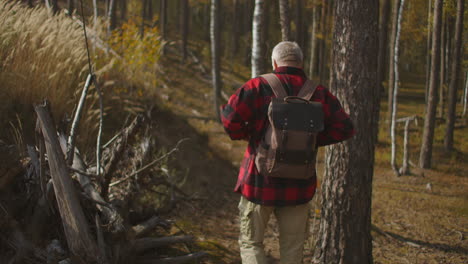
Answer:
top-left (238, 196), bottom-right (310, 264)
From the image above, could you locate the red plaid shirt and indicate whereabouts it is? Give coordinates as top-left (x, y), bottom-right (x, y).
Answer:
top-left (221, 67), bottom-right (355, 206)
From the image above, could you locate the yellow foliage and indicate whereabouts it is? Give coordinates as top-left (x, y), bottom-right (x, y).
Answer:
top-left (109, 19), bottom-right (161, 95)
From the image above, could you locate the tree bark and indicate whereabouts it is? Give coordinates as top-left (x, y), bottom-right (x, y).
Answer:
top-left (181, 0), bottom-right (189, 61)
top-left (251, 0), bottom-right (265, 78)
top-left (438, 15), bottom-right (447, 118)
top-left (108, 0), bottom-right (117, 34)
top-left (313, 0), bottom-right (378, 263)
top-left (308, 5), bottom-right (318, 78)
top-left (425, 0), bottom-right (432, 104)
top-left (279, 0), bottom-right (291, 41)
top-left (419, 0), bottom-right (443, 169)
top-left (67, 0), bottom-right (74, 15)
top-left (375, 0), bottom-right (391, 144)
top-left (444, 0), bottom-right (465, 151)
top-left (160, 0), bottom-right (167, 41)
top-left (211, 0), bottom-right (222, 119)
top-left (120, 0), bottom-right (127, 21)
top-left (387, 0), bottom-right (401, 129)
top-left (231, 0), bottom-right (240, 58)
top-left (295, 0), bottom-right (304, 47)
top-left (390, 0), bottom-right (406, 177)
top-left (35, 102), bottom-right (99, 262)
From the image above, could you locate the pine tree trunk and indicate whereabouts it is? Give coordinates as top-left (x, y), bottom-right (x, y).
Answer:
top-left (251, 0), bottom-right (265, 78)
top-left (444, 0), bottom-right (465, 151)
top-left (211, 0), bottom-right (222, 119)
top-left (181, 0), bottom-right (189, 61)
top-left (312, 0), bottom-right (378, 263)
top-left (387, 0), bottom-right (401, 130)
top-left (279, 0), bottom-right (291, 41)
top-left (390, 0), bottom-right (406, 177)
top-left (419, 0), bottom-right (443, 169)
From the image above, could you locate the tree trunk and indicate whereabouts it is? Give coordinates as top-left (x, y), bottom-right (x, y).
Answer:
top-left (181, 0), bottom-right (189, 61)
top-left (295, 0), bottom-right (304, 47)
top-left (211, 0), bottom-right (222, 119)
top-left (317, 0), bottom-right (328, 84)
top-left (51, 0), bottom-right (58, 14)
top-left (231, 0), bottom-right (240, 58)
top-left (444, 0), bottom-right (465, 151)
top-left (438, 15), bottom-right (447, 118)
top-left (108, 0), bottom-right (117, 34)
top-left (308, 5), bottom-right (318, 78)
top-left (67, 0), bottom-right (74, 15)
top-left (93, 0), bottom-right (99, 25)
top-left (390, 0), bottom-right (406, 177)
top-left (251, 0), bottom-right (265, 78)
top-left (120, 0), bottom-right (127, 21)
top-left (160, 0), bottom-right (167, 40)
top-left (387, 0), bottom-right (400, 130)
top-left (313, 0), bottom-right (378, 263)
top-left (279, 0), bottom-right (291, 41)
top-left (139, 0), bottom-right (146, 39)
top-left (419, 0), bottom-right (443, 169)
top-left (147, 0), bottom-right (153, 22)
top-left (35, 103), bottom-right (99, 261)
top-left (425, 0), bottom-right (433, 104)
top-left (375, 0), bottom-right (391, 144)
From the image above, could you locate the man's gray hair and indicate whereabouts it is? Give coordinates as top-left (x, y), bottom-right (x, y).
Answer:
top-left (271, 41), bottom-right (303, 64)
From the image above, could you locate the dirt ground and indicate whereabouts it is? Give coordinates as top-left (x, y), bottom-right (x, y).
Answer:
top-left (151, 48), bottom-right (468, 264)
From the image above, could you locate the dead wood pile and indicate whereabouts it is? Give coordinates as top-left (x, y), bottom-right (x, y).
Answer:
top-left (0, 101), bottom-right (205, 264)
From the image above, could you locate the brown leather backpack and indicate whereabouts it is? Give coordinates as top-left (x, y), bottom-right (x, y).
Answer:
top-left (255, 73), bottom-right (324, 179)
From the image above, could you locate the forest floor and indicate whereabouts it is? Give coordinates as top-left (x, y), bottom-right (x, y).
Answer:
top-left (146, 44), bottom-right (468, 264)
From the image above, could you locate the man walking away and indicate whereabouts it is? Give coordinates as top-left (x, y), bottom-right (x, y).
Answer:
top-left (221, 41), bottom-right (355, 264)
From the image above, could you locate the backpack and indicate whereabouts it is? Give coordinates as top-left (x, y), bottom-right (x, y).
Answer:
top-left (255, 73), bottom-right (324, 180)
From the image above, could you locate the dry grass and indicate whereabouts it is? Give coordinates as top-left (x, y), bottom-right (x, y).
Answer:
top-left (0, 1), bottom-right (95, 143)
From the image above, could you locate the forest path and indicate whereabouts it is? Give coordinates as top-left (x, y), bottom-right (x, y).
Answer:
top-left (155, 46), bottom-right (468, 264)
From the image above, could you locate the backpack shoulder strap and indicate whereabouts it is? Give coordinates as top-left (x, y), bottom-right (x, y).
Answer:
top-left (297, 80), bottom-right (318, 100)
top-left (261, 73), bottom-right (287, 98)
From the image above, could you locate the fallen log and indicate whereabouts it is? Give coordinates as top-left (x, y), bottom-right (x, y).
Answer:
top-left (35, 101), bottom-right (99, 261)
top-left (130, 216), bottom-right (171, 238)
top-left (58, 134), bottom-right (125, 235)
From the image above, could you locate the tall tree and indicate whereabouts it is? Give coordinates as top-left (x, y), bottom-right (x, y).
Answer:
top-left (444, 0), bottom-right (465, 151)
top-left (375, 0), bottom-right (391, 143)
top-left (438, 15), bottom-right (447, 118)
top-left (387, 0), bottom-right (401, 130)
top-left (67, 0), bottom-right (74, 15)
top-left (295, 0), bottom-right (304, 47)
top-left (425, 0), bottom-right (433, 104)
top-left (419, 0), bottom-right (443, 169)
top-left (279, 0), bottom-right (291, 41)
top-left (120, 0), bottom-right (127, 21)
top-left (251, 0), bottom-right (265, 77)
top-left (231, 0), bottom-right (240, 58)
top-left (108, 0), bottom-right (117, 33)
top-left (181, 0), bottom-right (189, 61)
top-left (160, 0), bottom-right (168, 41)
top-left (211, 0), bottom-right (222, 118)
top-left (313, 0), bottom-right (378, 263)
top-left (308, 4), bottom-right (318, 78)
top-left (390, 0), bottom-right (406, 176)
